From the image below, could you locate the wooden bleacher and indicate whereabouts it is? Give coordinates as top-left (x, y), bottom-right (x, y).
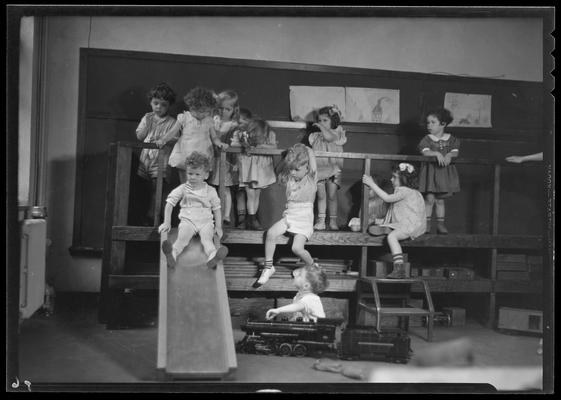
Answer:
top-left (99, 141), bottom-right (543, 328)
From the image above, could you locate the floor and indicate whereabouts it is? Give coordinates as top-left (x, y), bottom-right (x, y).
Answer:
top-left (16, 299), bottom-right (543, 391)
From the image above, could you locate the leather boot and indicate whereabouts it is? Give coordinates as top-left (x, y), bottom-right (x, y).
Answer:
top-left (386, 263), bottom-right (407, 279)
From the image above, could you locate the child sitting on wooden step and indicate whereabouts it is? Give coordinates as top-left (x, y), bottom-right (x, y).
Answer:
top-left (362, 163), bottom-right (426, 279)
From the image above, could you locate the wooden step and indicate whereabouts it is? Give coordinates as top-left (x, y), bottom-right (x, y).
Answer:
top-left (112, 226), bottom-right (543, 249)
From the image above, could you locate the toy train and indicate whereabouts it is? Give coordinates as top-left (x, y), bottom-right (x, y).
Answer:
top-left (236, 318), bottom-right (411, 363)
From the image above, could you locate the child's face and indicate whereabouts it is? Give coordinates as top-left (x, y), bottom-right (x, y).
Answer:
top-left (190, 107), bottom-right (213, 121)
top-left (238, 115), bottom-right (250, 130)
top-left (150, 98), bottom-right (170, 117)
top-left (390, 172), bottom-right (401, 188)
top-left (291, 267), bottom-right (309, 290)
top-left (219, 100), bottom-right (236, 122)
top-left (426, 115), bottom-right (445, 135)
top-left (290, 164), bottom-right (309, 181)
top-left (185, 166), bottom-right (209, 185)
top-left (317, 113), bottom-right (332, 129)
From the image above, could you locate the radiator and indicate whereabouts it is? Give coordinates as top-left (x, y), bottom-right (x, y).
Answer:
top-left (20, 219), bottom-right (47, 319)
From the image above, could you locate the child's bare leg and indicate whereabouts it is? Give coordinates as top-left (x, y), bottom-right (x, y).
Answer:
top-left (386, 230), bottom-right (409, 278)
top-left (163, 220), bottom-right (196, 268)
top-left (246, 187), bottom-right (262, 230)
top-left (236, 188), bottom-right (247, 227)
top-left (292, 234), bottom-right (314, 265)
top-left (223, 188), bottom-right (232, 224)
top-left (326, 180), bottom-right (339, 230)
top-left (424, 193), bottom-right (436, 233)
top-left (178, 169), bottom-right (187, 184)
top-left (199, 223), bottom-right (228, 268)
top-left (256, 219), bottom-right (288, 286)
top-left (435, 199), bottom-right (448, 234)
top-left (147, 178), bottom-right (157, 222)
top-left (314, 182), bottom-right (327, 230)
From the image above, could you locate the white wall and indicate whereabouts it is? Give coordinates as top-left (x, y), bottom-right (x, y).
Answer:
top-left (39, 16), bottom-right (543, 291)
top-left (18, 17), bottom-right (34, 206)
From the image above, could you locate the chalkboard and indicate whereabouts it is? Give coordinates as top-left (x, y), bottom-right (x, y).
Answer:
top-left (71, 48), bottom-right (544, 254)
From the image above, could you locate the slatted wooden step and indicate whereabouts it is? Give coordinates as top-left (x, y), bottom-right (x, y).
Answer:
top-left (112, 226), bottom-right (543, 249)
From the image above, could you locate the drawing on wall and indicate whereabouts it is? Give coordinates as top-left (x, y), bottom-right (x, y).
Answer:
top-left (345, 87), bottom-right (400, 124)
top-left (289, 86), bottom-right (346, 122)
top-left (444, 92), bottom-right (492, 127)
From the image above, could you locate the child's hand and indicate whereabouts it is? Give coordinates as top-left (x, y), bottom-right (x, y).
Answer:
top-left (443, 154), bottom-right (452, 166)
top-left (154, 139), bottom-right (166, 148)
top-left (232, 164), bottom-right (239, 172)
top-left (215, 226), bottom-right (223, 239)
top-left (266, 308), bottom-right (279, 320)
top-left (362, 174), bottom-right (376, 188)
top-left (375, 218), bottom-right (384, 225)
top-left (435, 153), bottom-right (446, 166)
top-left (218, 142), bottom-right (229, 150)
top-left (245, 146), bottom-right (255, 155)
top-left (158, 222), bottom-right (171, 234)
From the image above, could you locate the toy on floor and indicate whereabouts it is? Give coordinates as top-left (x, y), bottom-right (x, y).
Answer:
top-left (236, 318), bottom-right (411, 363)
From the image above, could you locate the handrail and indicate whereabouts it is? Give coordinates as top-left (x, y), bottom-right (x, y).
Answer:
top-left (114, 141), bottom-right (542, 166)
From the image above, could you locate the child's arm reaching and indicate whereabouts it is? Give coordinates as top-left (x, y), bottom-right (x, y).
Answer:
top-left (306, 146), bottom-right (318, 182)
top-left (210, 124), bottom-right (229, 150)
top-left (136, 113), bottom-right (153, 141)
top-left (155, 119), bottom-right (181, 148)
top-left (506, 152), bottom-right (543, 163)
top-left (312, 123), bottom-right (339, 142)
top-left (158, 202), bottom-right (174, 233)
top-left (266, 302), bottom-right (306, 320)
top-left (362, 174), bottom-right (406, 204)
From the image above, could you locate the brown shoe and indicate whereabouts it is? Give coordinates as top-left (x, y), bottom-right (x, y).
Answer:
top-left (207, 246), bottom-right (229, 269)
top-left (386, 264), bottom-right (407, 279)
top-left (368, 225), bottom-right (392, 236)
top-left (436, 221), bottom-right (449, 235)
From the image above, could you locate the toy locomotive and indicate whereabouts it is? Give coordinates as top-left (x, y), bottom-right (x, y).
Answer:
top-left (236, 318), bottom-right (411, 363)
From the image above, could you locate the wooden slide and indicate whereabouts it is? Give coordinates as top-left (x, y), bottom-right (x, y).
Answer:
top-left (157, 229), bottom-right (237, 379)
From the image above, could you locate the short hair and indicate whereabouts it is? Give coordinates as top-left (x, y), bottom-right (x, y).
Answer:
top-left (185, 151), bottom-right (211, 172)
top-left (277, 143), bottom-right (311, 183)
top-left (246, 119), bottom-right (270, 146)
top-left (148, 82), bottom-right (176, 105)
top-left (217, 90), bottom-right (240, 120)
top-left (317, 105), bottom-right (342, 129)
top-left (426, 107), bottom-right (453, 126)
top-left (239, 107), bottom-right (253, 120)
top-left (183, 87), bottom-right (217, 111)
top-left (303, 264), bottom-right (329, 294)
top-left (392, 163), bottom-right (419, 189)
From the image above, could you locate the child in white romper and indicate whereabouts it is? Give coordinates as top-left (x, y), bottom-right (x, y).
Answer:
top-left (158, 152), bottom-right (228, 269)
top-left (265, 264), bottom-right (329, 322)
top-left (155, 87), bottom-right (228, 184)
top-left (255, 143), bottom-right (318, 287)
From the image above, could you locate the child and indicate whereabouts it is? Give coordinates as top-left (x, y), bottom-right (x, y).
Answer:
top-left (362, 163), bottom-right (426, 279)
top-left (135, 82), bottom-right (177, 225)
top-left (229, 108), bottom-right (252, 228)
top-left (417, 108), bottom-right (460, 234)
top-left (265, 264), bottom-right (328, 322)
top-left (158, 152), bottom-right (228, 269)
top-left (309, 105), bottom-right (347, 231)
top-left (209, 90), bottom-right (240, 227)
top-left (235, 119), bottom-right (277, 230)
top-left (156, 87), bottom-right (229, 184)
top-left (256, 144), bottom-right (318, 287)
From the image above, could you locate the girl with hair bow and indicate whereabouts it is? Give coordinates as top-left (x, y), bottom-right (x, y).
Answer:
top-left (362, 163), bottom-right (426, 279)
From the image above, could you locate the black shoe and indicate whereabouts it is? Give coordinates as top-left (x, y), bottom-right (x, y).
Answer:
top-left (249, 215), bottom-right (262, 230)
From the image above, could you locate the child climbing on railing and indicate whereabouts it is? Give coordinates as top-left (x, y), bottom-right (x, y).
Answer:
top-left (255, 143), bottom-right (318, 287)
top-left (362, 163), bottom-right (426, 279)
top-left (158, 152), bottom-right (228, 269)
top-left (265, 263), bottom-right (328, 322)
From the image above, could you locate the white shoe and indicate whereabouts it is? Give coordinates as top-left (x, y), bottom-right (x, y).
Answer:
top-left (256, 266), bottom-right (276, 286)
top-left (314, 221), bottom-right (326, 230)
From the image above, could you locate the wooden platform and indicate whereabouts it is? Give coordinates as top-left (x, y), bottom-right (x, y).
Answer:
top-left (112, 226), bottom-right (543, 249)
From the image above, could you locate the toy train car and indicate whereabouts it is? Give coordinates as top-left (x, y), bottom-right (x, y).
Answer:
top-left (237, 318), bottom-right (411, 363)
